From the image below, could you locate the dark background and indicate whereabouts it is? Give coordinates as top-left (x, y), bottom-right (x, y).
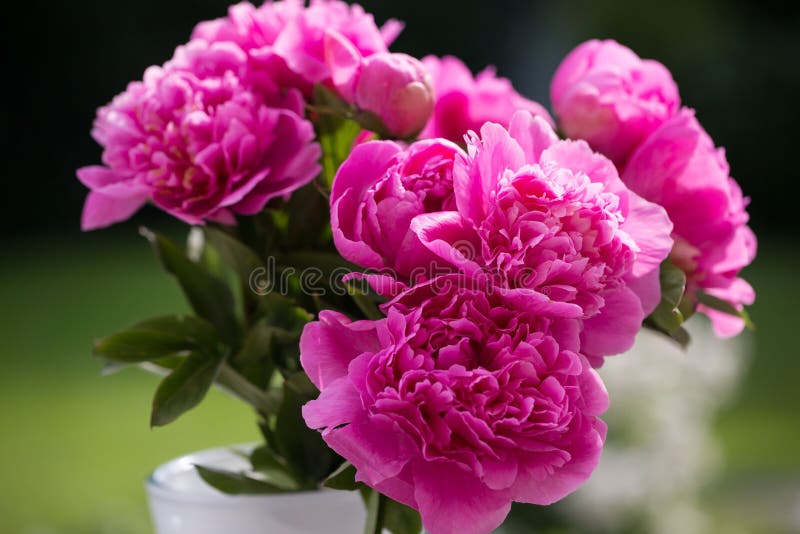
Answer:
top-left (2, 2), bottom-right (799, 533)
top-left (4, 0), bottom-right (798, 241)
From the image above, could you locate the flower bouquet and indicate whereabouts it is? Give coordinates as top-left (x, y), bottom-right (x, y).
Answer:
top-left (79, 2), bottom-right (756, 533)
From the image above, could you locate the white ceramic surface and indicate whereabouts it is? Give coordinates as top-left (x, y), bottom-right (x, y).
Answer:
top-left (147, 444), bottom-right (367, 534)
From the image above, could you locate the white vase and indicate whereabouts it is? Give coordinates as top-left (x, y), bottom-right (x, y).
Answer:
top-left (147, 444), bottom-right (368, 534)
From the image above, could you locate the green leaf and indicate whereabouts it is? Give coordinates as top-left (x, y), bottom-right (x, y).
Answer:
top-left (250, 294), bottom-right (314, 375)
top-left (141, 227), bottom-right (240, 346)
top-left (364, 490), bottom-right (388, 534)
top-left (647, 262), bottom-right (687, 334)
top-left (150, 351), bottom-right (224, 427)
top-left (659, 262), bottom-right (687, 310)
top-left (93, 330), bottom-right (193, 363)
top-left (643, 318), bottom-right (691, 349)
top-left (313, 85), bottom-right (363, 189)
top-left (352, 110), bottom-right (390, 138)
top-left (195, 465), bottom-right (285, 495)
top-left (230, 320), bottom-right (279, 389)
top-left (286, 183), bottom-right (334, 249)
top-left (94, 315), bottom-right (221, 364)
top-left (283, 371), bottom-right (318, 398)
top-left (273, 373), bottom-right (336, 484)
top-left (347, 285), bottom-right (384, 320)
top-left (203, 226), bottom-right (264, 283)
top-left (256, 293), bottom-right (314, 335)
top-left (249, 445), bottom-right (301, 490)
top-left (323, 462), bottom-right (359, 491)
top-left (135, 315), bottom-right (221, 347)
top-left (277, 250), bottom-right (357, 294)
top-left (696, 290), bottom-right (755, 330)
top-left (384, 498), bottom-right (423, 534)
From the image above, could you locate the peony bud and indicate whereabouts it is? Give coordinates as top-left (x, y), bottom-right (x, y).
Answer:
top-left (353, 53), bottom-right (434, 138)
top-left (550, 39), bottom-right (680, 167)
top-left (325, 30), bottom-right (433, 138)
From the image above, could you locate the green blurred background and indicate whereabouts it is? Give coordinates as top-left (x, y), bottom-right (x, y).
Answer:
top-left (3, 0), bottom-right (798, 532)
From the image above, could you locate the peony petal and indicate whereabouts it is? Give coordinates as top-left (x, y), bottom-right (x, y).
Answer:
top-left (581, 285), bottom-right (644, 358)
top-left (454, 121), bottom-right (525, 225)
top-left (76, 166), bottom-right (124, 190)
top-left (302, 376), bottom-right (362, 430)
top-left (508, 111), bottom-right (558, 163)
top-left (511, 417), bottom-right (606, 505)
top-left (81, 191), bottom-right (147, 231)
top-left (410, 211), bottom-right (483, 278)
top-left (342, 272), bottom-right (409, 300)
top-left (412, 460), bottom-right (512, 534)
top-left (331, 141), bottom-right (404, 270)
top-left (324, 29), bottom-right (362, 102)
top-left (539, 138), bottom-right (622, 191)
top-left (299, 310), bottom-right (382, 389)
top-left (324, 412), bottom-right (417, 487)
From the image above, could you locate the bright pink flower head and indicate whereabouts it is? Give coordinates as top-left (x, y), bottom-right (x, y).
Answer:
top-left (326, 31), bottom-right (434, 138)
top-left (412, 111), bottom-right (673, 363)
top-left (191, 0), bottom-right (302, 50)
top-left (193, 0), bottom-right (403, 95)
top-left (419, 55), bottom-right (553, 144)
top-left (623, 109), bottom-right (756, 336)
top-left (301, 276), bottom-right (608, 534)
top-left (331, 138), bottom-right (463, 279)
top-left (77, 40), bottom-right (321, 229)
top-left (551, 39), bottom-right (680, 167)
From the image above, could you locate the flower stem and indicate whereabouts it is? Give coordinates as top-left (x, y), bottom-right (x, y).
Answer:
top-left (215, 363), bottom-right (280, 415)
top-left (364, 489), bottom-right (387, 534)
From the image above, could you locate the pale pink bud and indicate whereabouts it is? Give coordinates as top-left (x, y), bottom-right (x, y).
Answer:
top-left (325, 30), bottom-right (433, 138)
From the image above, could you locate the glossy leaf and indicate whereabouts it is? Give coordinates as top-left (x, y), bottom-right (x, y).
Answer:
top-left (323, 462), bottom-right (360, 491)
top-left (231, 321), bottom-right (278, 389)
top-left (150, 351), bottom-right (224, 427)
top-left (364, 490), bottom-right (387, 534)
top-left (313, 84), bottom-right (363, 189)
top-left (93, 330), bottom-right (193, 363)
top-left (204, 226), bottom-right (264, 283)
top-left (249, 445), bottom-right (301, 490)
top-left (647, 261), bottom-right (687, 333)
top-left (141, 227), bottom-right (239, 346)
top-left (384, 498), bottom-right (423, 534)
top-left (94, 315), bottom-right (221, 365)
top-left (195, 465), bottom-right (285, 495)
top-left (286, 183), bottom-right (333, 249)
top-left (273, 373), bottom-right (335, 483)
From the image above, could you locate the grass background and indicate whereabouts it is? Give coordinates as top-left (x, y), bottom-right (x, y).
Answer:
top-left (0, 229), bottom-right (797, 533)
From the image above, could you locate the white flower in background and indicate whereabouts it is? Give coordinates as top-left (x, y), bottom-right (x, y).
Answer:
top-left (561, 321), bottom-right (749, 534)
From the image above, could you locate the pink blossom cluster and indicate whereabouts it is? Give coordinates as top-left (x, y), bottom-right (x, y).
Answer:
top-left (309, 109), bottom-right (672, 532)
top-left (419, 55), bottom-right (554, 143)
top-left (302, 276), bottom-right (608, 534)
top-left (77, 38), bottom-right (321, 229)
top-left (551, 39), bottom-right (756, 335)
top-left (77, 6), bottom-right (758, 533)
top-left (77, 0), bottom-right (417, 229)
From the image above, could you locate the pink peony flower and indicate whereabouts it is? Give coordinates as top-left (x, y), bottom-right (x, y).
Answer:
top-left (192, 0), bottom-right (403, 96)
top-left (411, 111), bottom-right (673, 363)
top-left (77, 40), bottom-right (321, 229)
top-left (326, 31), bottom-right (434, 138)
top-left (301, 276), bottom-right (608, 534)
top-left (192, 0), bottom-right (302, 51)
top-left (622, 109), bottom-right (756, 336)
top-left (550, 39), bottom-right (680, 167)
top-left (419, 55), bottom-right (553, 144)
top-left (330, 138), bottom-right (463, 280)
